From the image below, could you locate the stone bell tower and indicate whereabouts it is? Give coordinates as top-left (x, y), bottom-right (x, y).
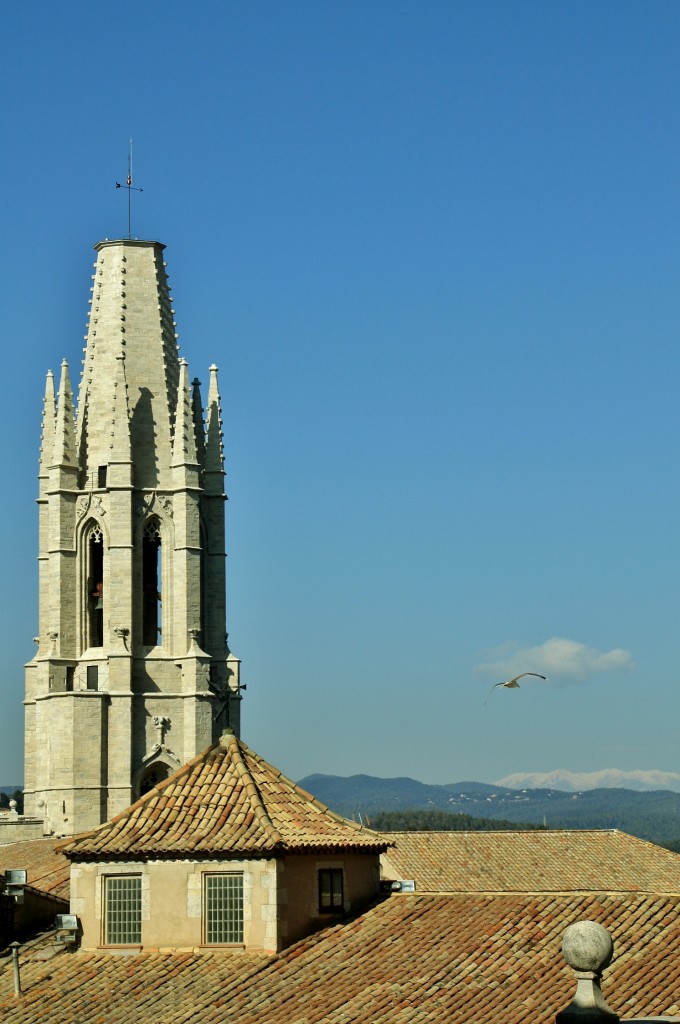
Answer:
top-left (23, 239), bottom-right (242, 836)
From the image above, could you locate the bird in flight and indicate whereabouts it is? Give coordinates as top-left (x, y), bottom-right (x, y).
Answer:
top-left (483, 672), bottom-right (547, 708)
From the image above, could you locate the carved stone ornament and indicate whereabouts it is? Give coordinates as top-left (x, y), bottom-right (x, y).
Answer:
top-left (158, 494), bottom-right (174, 518)
top-left (153, 715), bottom-right (170, 745)
top-left (135, 491), bottom-right (173, 519)
top-left (113, 626), bottom-right (130, 650)
top-left (141, 742), bottom-right (179, 767)
top-left (77, 493), bottom-right (106, 520)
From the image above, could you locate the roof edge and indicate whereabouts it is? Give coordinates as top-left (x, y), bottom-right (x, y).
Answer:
top-left (94, 239), bottom-right (166, 252)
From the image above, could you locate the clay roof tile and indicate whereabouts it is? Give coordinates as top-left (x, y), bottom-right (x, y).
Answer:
top-left (59, 730), bottom-right (388, 861)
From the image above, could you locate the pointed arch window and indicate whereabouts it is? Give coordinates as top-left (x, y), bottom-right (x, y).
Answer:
top-left (87, 523), bottom-right (104, 648)
top-left (142, 518), bottom-right (162, 646)
top-left (139, 763), bottom-right (169, 796)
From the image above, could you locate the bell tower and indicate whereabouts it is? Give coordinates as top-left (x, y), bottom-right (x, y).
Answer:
top-left (23, 239), bottom-right (242, 836)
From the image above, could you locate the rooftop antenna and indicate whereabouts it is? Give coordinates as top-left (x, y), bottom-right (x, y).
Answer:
top-left (115, 138), bottom-right (143, 239)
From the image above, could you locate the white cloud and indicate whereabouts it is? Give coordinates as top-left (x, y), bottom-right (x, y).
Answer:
top-left (477, 636), bottom-right (635, 683)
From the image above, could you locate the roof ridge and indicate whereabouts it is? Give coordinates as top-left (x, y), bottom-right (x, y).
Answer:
top-left (240, 741), bottom-right (381, 839)
top-left (378, 828), bottom-right (628, 837)
top-left (228, 735), bottom-right (283, 846)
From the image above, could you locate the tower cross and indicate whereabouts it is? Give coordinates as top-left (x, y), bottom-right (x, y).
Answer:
top-left (115, 139), bottom-right (143, 239)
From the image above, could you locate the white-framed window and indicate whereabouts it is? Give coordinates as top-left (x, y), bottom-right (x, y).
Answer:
top-left (103, 875), bottom-right (142, 945)
top-left (204, 873), bottom-right (244, 944)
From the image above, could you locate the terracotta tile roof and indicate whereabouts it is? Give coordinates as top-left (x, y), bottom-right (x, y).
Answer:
top-left (60, 731), bottom-right (388, 859)
top-left (2, 892), bottom-right (680, 1023)
top-left (0, 840), bottom-right (70, 901)
top-left (381, 829), bottom-right (680, 893)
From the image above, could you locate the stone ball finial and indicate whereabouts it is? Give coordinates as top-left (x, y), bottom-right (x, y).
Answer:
top-left (562, 921), bottom-right (614, 974)
top-left (557, 922), bottom-right (618, 1024)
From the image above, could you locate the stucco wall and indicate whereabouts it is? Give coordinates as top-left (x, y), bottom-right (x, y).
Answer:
top-left (71, 858), bottom-right (278, 952)
top-left (70, 851), bottom-right (381, 952)
top-left (279, 853), bottom-right (381, 946)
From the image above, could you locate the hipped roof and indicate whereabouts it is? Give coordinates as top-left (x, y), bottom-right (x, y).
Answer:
top-left (60, 730), bottom-right (388, 860)
top-left (381, 828), bottom-right (680, 893)
top-left (3, 892), bottom-right (680, 1023)
top-left (0, 839), bottom-right (70, 901)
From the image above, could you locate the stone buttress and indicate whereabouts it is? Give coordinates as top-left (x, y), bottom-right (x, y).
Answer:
top-left (23, 239), bottom-right (242, 836)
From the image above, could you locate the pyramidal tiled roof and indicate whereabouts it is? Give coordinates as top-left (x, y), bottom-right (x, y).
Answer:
top-left (59, 731), bottom-right (388, 860)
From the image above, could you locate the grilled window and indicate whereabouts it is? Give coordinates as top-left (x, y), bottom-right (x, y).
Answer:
top-left (204, 873), bottom-right (244, 944)
top-left (318, 868), bottom-right (344, 914)
top-left (104, 875), bottom-right (141, 945)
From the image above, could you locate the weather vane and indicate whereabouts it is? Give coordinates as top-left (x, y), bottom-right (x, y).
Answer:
top-left (115, 138), bottom-right (143, 239)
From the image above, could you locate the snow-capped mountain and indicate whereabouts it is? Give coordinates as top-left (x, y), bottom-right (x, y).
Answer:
top-left (495, 768), bottom-right (680, 793)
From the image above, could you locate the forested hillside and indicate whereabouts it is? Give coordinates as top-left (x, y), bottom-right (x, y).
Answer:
top-left (299, 774), bottom-right (680, 846)
top-left (369, 809), bottom-right (543, 832)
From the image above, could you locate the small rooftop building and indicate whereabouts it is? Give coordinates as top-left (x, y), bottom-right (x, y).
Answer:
top-left (59, 729), bottom-right (388, 952)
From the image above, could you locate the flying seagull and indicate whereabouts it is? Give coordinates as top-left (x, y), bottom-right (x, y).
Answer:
top-left (483, 672), bottom-right (547, 708)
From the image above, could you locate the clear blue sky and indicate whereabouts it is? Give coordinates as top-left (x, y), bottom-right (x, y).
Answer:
top-left (1, 1), bottom-right (679, 787)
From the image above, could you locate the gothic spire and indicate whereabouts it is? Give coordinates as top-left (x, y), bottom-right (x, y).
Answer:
top-left (53, 359), bottom-right (76, 468)
top-left (205, 363), bottom-right (224, 477)
top-left (77, 240), bottom-right (180, 488)
top-left (26, 237), bottom-right (239, 839)
top-left (172, 358), bottom-right (199, 467)
top-left (191, 376), bottom-right (206, 469)
top-left (109, 351), bottom-right (132, 463)
top-left (40, 369), bottom-right (56, 473)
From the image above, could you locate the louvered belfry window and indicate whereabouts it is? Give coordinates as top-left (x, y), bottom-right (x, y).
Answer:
top-left (204, 873), bottom-right (244, 944)
top-left (104, 876), bottom-right (142, 945)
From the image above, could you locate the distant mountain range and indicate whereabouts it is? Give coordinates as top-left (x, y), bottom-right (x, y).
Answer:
top-left (495, 769), bottom-right (680, 793)
top-left (297, 773), bottom-right (680, 845)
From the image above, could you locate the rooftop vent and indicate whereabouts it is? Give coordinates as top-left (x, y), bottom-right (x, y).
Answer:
top-left (380, 879), bottom-right (416, 894)
top-left (55, 914), bottom-right (80, 946)
top-left (3, 869), bottom-right (27, 904)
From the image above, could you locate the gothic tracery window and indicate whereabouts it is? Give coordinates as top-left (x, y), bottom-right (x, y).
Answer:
top-left (87, 523), bottom-right (104, 648)
top-left (142, 518), bottom-right (162, 646)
